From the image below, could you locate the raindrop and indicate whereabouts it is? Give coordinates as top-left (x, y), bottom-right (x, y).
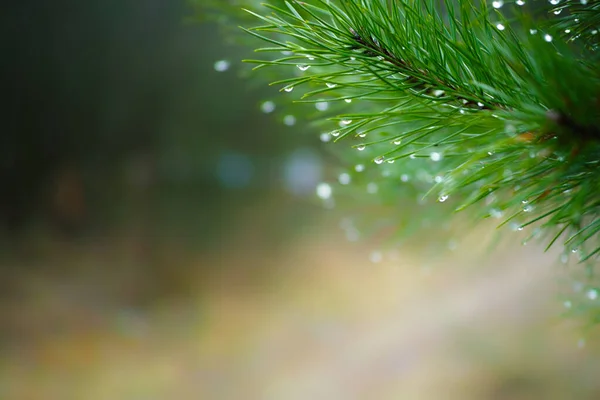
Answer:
top-left (367, 182), bottom-right (379, 194)
top-left (587, 289), bottom-right (598, 300)
top-left (339, 119), bottom-right (353, 126)
top-left (433, 89), bottom-right (445, 97)
top-left (214, 60), bottom-right (230, 72)
top-left (297, 64), bottom-right (311, 71)
top-left (434, 175), bottom-right (443, 183)
top-left (315, 102), bottom-right (329, 111)
top-left (517, 226), bottom-right (524, 231)
top-left (283, 115), bottom-right (296, 126)
top-left (565, 29), bottom-right (571, 33)
top-left (438, 194), bottom-right (449, 202)
top-left (477, 102), bottom-right (485, 108)
top-left (549, 0), bottom-right (560, 4)
top-left (581, 0), bottom-right (588, 4)
top-left (331, 130), bottom-right (340, 137)
top-left (393, 139), bottom-right (402, 145)
top-left (261, 101), bottom-right (276, 113)
top-left (430, 152), bottom-right (442, 162)
top-left (284, 86), bottom-right (294, 92)
top-left (355, 164), bottom-right (365, 172)
top-left (344, 99), bottom-right (352, 103)
top-left (356, 144), bottom-right (366, 151)
top-left (320, 133), bottom-right (331, 143)
top-left (374, 156), bottom-right (385, 164)
top-left (553, 9), bottom-right (562, 15)
top-left (357, 132), bottom-right (366, 138)
top-left (496, 23), bottom-right (505, 31)
top-left (492, 0), bottom-right (504, 8)
top-left (529, 29), bottom-right (538, 35)
top-left (316, 182), bottom-right (332, 199)
top-left (307, 56), bottom-right (315, 61)
top-left (523, 204), bottom-right (534, 212)
top-left (516, 0), bottom-right (525, 5)
top-left (387, 159), bottom-right (395, 164)
top-left (326, 82), bottom-right (337, 89)
top-left (522, 199), bottom-right (528, 204)
top-left (338, 173), bottom-right (351, 185)
top-left (571, 248), bottom-right (578, 253)
top-left (409, 154), bottom-right (416, 160)
top-left (544, 34), bottom-right (553, 42)
top-left (400, 174), bottom-right (409, 182)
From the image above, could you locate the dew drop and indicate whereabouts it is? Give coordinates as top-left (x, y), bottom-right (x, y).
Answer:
top-left (523, 204), bottom-right (533, 212)
top-left (587, 289), bottom-right (598, 300)
top-left (430, 152), bottom-right (442, 162)
top-left (344, 99), bottom-right (352, 103)
top-left (492, 0), bottom-right (504, 8)
top-left (529, 29), bottom-right (538, 35)
top-left (319, 133), bottom-right (331, 143)
top-left (393, 139), bottom-right (402, 145)
top-left (357, 132), bottom-right (366, 138)
top-left (496, 23), bottom-right (505, 31)
top-left (339, 119), bottom-right (353, 126)
top-left (477, 102), bottom-right (484, 108)
top-left (581, 0), bottom-right (588, 4)
top-left (356, 144), bottom-right (366, 151)
top-left (400, 174), bottom-right (409, 182)
top-left (490, 208), bottom-right (503, 219)
top-left (316, 182), bottom-right (332, 199)
top-left (326, 82), bottom-right (337, 89)
top-left (283, 115), bottom-right (296, 126)
top-left (549, 0), bottom-right (560, 4)
top-left (338, 173), bottom-right (351, 185)
top-left (355, 164), bottom-right (365, 172)
top-left (553, 9), bottom-right (562, 14)
top-left (564, 300), bottom-right (572, 309)
top-left (433, 89), bottom-right (445, 97)
top-left (516, 0), bottom-right (525, 5)
top-left (369, 251), bottom-right (383, 263)
top-left (438, 194), bottom-right (449, 202)
top-left (284, 86), bottom-right (294, 92)
top-left (366, 182), bottom-right (378, 194)
top-left (331, 130), bottom-right (340, 137)
top-left (374, 156), bottom-right (385, 164)
top-left (315, 102), bottom-right (329, 111)
top-left (214, 60), bottom-right (230, 72)
top-left (260, 101), bottom-right (275, 113)
top-left (307, 56), bottom-right (315, 61)
top-left (387, 159), bottom-right (395, 164)
top-left (544, 34), bottom-right (553, 42)
top-left (297, 64), bottom-right (311, 71)
top-left (517, 226), bottom-right (524, 231)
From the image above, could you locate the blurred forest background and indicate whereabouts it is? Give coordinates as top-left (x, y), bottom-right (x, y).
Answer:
top-left (0, 1), bottom-right (599, 399)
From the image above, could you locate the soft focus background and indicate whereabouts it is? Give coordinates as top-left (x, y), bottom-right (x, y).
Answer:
top-left (1, 1), bottom-right (599, 399)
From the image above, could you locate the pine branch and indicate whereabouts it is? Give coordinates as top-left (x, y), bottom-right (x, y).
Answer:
top-left (241, 0), bottom-right (600, 267)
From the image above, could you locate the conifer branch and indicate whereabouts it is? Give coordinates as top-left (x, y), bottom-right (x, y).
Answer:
top-left (240, 0), bottom-right (600, 268)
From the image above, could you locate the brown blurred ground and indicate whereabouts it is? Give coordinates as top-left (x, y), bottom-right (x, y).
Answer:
top-left (0, 203), bottom-right (598, 400)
